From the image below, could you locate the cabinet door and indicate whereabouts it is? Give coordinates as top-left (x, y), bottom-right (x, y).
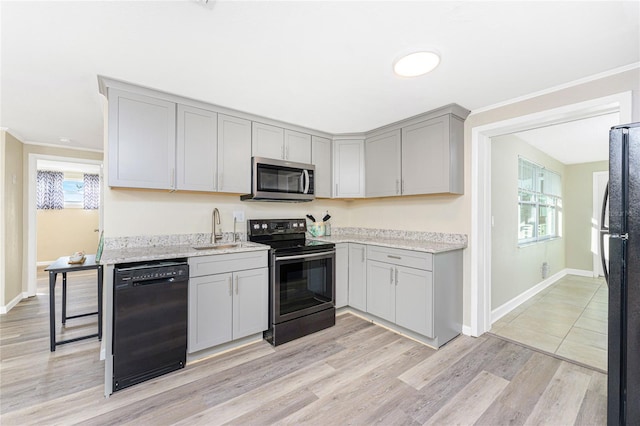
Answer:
top-left (334, 139), bottom-right (365, 198)
top-left (366, 260), bottom-right (395, 323)
top-left (395, 266), bottom-right (434, 337)
top-left (402, 115), bottom-right (451, 195)
top-left (311, 136), bottom-right (332, 198)
top-left (284, 130), bottom-right (311, 163)
top-left (348, 243), bottom-right (367, 311)
top-left (188, 273), bottom-right (233, 353)
top-left (218, 114), bottom-right (251, 193)
top-left (252, 122), bottom-right (284, 160)
top-left (232, 268), bottom-right (268, 339)
top-left (365, 130), bottom-right (401, 197)
top-left (176, 105), bottom-right (217, 191)
top-left (108, 89), bottom-right (176, 189)
top-left (335, 243), bottom-right (349, 308)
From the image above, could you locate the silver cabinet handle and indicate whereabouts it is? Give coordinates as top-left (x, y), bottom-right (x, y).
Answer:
top-left (401, 179), bottom-right (405, 194)
top-left (282, 144), bottom-right (285, 159)
top-left (228, 277), bottom-right (232, 296)
top-left (396, 179), bottom-right (400, 195)
top-left (390, 267), bottom-right (394, 284)
top-left (285, 144), bottom-right (289, 160)
top-left (335, 183), bottom-right (338, 196)
top-left (395, 267), bottom-right (398, 285)
top-left (170, 168), bottom-right (176, 191)
top-left (387, 255), bottom-right (401, 260)
top-left (235, 275), bottom-right (239, 295)
top-left (361, 248), bottom-right (365, 263)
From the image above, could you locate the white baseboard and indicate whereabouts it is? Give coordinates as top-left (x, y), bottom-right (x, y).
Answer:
top-left (0, 292), bottom-right (24, 314)
top-left (565, 268), bottom-right (595, 277)
top-left (462, 325), bottom-right (472, 336)
top-left (491, 269), bottom-right (568, 324)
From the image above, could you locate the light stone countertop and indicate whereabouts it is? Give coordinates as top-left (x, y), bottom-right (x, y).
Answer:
top-left (99, 242), bottom-right (269, 265)
top-left (99, 227), bottom-right (467, 264)
top-left (310, 234), bottom-right (466, 253)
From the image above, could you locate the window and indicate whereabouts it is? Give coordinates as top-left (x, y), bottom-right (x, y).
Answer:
top-left (518, 157), bottom-right (562, 244)
top-left (62, 177), bottom-right (85, 208)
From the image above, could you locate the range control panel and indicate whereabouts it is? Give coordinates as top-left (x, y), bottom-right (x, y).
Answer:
top-left (247, 219), bottom-right (307, 237)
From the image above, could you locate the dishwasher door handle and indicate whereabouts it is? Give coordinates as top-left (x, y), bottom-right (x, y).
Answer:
top-left (132, 277), bottom-right (176, 287)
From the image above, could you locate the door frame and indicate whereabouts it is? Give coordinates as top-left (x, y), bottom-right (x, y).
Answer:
top-left (26, 154), bottom-right (104, 296)
top-left (469, 91), bottom-right (632, 337)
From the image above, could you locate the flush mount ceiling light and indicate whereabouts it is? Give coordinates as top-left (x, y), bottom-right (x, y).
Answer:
top-left (393, 51), bottom-right (440, 78)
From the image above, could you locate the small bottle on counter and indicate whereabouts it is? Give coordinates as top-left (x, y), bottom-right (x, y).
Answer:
top-left (325, 221), bottom-right (331, 236)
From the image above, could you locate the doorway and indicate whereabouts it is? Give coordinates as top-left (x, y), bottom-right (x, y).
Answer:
top-left (26, 154), bottom-right (103, 296)
top-left (470, 91), bottom-right (632, 337)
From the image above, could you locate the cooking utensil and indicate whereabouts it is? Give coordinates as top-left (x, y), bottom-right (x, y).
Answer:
top-left (306, 214), bottom-right (316, 222)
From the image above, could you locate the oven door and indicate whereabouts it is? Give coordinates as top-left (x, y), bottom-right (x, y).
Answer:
top-left (272, 249), bottom-right (335, 324)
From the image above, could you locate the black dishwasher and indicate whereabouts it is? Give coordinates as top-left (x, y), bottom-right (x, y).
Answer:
top-left (113, 259), bottom-right (188, 392)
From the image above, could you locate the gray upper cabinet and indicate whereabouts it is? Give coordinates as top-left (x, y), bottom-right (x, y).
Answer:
top-left (252, 122), bottom-right (284, 160)
top-left (284, 129), bottom-right (312, 163)
top-left (333, 138), bottom-right (365, 198)
top-left (252, 122), bottom-right (312, 163)
top-left (218, 114), bottom-right (252, 194)
top-left (365, 129), bottom-right (401, 197)
top-left (401, 114), bottom-right (464, 195)
top-left (108, 89), bottom-right (176, 189)
top-left (176, 105), bottom-right (217, 191)
top-left (311, 135), bottom-right (332, 198)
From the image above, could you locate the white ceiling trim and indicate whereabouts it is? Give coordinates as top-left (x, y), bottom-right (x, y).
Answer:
top-left (469, 62), bottom-right (640, 116)
top-left (23, 140), bottom-right (104, 153)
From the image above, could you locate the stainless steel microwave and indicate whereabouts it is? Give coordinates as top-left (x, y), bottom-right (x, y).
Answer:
top-left (241, 157), bottom-right (315, 202)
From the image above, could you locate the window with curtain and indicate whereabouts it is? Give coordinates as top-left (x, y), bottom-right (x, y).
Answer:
top-left (36, 170), bottom-right (64, 210)
top-left (83, 173), bottom-right (100, 210)
top-left (518, 157), bottom-right (562, 244)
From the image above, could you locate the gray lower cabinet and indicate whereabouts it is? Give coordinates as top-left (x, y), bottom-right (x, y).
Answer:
top-left (348, 243), bottom-right (367, 311)
top-left (364, 245), bottom-right (460, 346)
top-left (367, 259), bottom-right (434, 336)
top-left (188, 251), bottom-right (268, 353)
top-left (335, 243), bottom-right (348, 308)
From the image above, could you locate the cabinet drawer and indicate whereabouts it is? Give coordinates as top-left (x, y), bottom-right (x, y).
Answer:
top-left (366, 245), bottom-right (432, 271)
top-left (189, 251), bottom-right (268, 277)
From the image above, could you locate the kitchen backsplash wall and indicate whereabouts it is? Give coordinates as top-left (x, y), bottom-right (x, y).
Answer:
top-left (103, 187), bottom-right (351, 238)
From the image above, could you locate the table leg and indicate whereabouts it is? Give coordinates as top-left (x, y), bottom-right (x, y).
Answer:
top-left (62, 272), bottom-right (67, 325)
top-left (98, 265), bottom-right (103, 340)
top-left (49, 271), bottom-right (56, 352)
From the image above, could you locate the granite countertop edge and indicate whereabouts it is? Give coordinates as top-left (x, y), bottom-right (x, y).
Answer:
top-left (100, 242), bottom-right (270, 265)
top-left (310, 234), bottom-right (467, 253)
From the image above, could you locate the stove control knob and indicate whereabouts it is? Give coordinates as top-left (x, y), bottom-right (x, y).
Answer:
top-left (253, 224), bottom-right (260, 229)
top-left (292, 223), bottom-right (298, 228)
top-left (262, 224), bottom-right (268, 229)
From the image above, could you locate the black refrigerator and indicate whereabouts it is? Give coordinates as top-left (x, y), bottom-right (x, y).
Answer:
top-left (601, 122), bottom-right (640, 425)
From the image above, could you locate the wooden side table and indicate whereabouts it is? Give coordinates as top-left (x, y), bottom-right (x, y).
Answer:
top-left (45, 254), bottom-right (103, 352)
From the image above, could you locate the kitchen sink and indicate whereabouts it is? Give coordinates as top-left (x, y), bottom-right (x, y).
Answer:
top-left (192, 243), bottom-right (244, 250)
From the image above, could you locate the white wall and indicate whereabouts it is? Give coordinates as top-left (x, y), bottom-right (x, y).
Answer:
top-left (490, 134), bottom-right (566, 310)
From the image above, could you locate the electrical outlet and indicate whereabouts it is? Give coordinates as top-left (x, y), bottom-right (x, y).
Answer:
top-left (233, 211), bottom-right (245, 222)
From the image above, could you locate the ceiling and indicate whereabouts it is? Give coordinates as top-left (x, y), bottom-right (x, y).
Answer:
top-left (511, 112), bottom-right (620, 165)
top-left (1, 1), bottom-right (639, 152)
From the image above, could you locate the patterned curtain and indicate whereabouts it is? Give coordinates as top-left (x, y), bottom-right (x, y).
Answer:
top-left (36, 170), bottom-right (64, 209)
top-left (83, 173), bottom-right (100, 210)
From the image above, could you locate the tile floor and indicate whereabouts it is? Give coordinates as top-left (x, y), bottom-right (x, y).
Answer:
top-left (490, 274), bottom-right (607, 372)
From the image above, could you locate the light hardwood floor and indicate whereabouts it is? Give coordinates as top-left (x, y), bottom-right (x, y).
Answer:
top-left (0, 271), bottom-right (607, 425)
top-left (491, 274), bottom-right (608, 372)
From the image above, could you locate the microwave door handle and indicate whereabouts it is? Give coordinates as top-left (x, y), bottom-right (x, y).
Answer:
top-left (599, 182), bottom-right (609, 284)
top-left (303, 169), bottom-right (310, 194)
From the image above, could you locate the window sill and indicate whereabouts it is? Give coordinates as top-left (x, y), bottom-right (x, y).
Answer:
top-left (518, 236), bottom-right (562, 248)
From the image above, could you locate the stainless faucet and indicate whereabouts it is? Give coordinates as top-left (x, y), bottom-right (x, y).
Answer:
top-left (212, 208), bottom-right (223, 243)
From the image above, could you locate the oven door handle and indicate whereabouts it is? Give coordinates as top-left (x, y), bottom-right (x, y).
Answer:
top-left (275, 250), bottom-right (335, 262)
